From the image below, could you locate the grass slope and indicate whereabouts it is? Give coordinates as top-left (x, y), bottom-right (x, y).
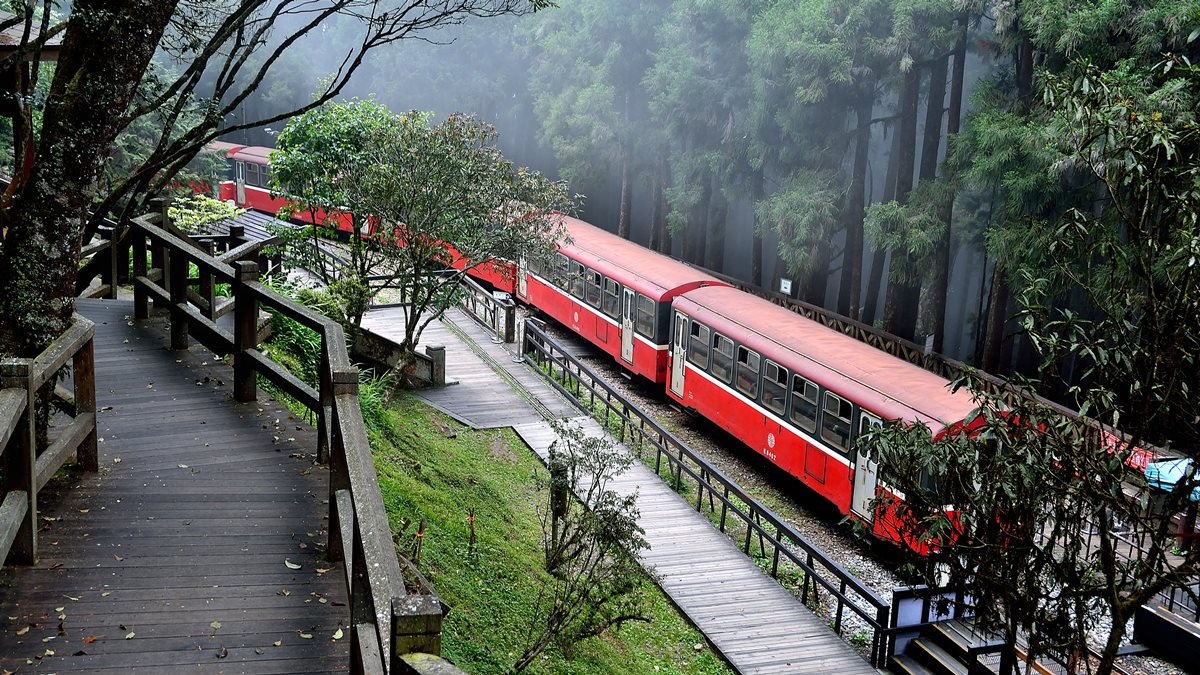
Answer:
top-left (368, 392), bottom-right (732, 675)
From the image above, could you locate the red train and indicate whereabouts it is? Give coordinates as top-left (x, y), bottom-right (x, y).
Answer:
top-left (201, 142), bottom-right (1011, 547)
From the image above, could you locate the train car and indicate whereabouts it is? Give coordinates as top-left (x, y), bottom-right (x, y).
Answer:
top-left (665, 285), bottom-right (978, 544)
top-left (214, 144), bottom-right (356, 234)
top-left (517, 216), bottom-right (727, 384)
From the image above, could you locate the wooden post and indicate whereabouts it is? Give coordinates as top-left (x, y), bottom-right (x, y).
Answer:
top-left (73, 333), bottom-right (98, 472)
top-left (502, 300), bottom-right (516, 343)
top-left (1, 359), bottom-right (37, 564)
top-left (392, 595), bottom-right (444, 663)
top-left (228, 224), bottom-right (245, 255)
top-left (327, 366), bottom-right (358, 562)
top-left (150, 197), bottom-right (171, 312)
top-left (170, 247), bottom-right (189, 351)
top-left (200, 240), bottom-right (217, 320)
top-left (317, 348), bottom-right (334, 464)
top-left (133, 224), bottom-right (149, 320)
top-left (424, 345), bottom-right (445, 387)
top-left (233, 260), bottom-right (260, 403)
top-left (101, 225), bottom-right (119, 299)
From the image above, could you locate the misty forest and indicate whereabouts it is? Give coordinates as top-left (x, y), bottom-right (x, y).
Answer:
top-left (209, 0), bottom-right (1195, 384)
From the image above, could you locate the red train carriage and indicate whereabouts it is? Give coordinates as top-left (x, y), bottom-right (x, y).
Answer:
top-left (517, 216), bottom-right (727, 384)
top-left (666, 285), bottom-right (978, 544)
top-left (214, 145), bottom-right (355, 233)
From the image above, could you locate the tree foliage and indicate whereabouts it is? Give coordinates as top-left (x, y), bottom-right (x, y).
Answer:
top-left (517, 420), bottom-right (650, 672)
top-left (864, 51), bottom-right (1200, 675)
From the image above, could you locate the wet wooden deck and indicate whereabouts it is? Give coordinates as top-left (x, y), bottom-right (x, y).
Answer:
top-left (0, 299), bottom-right (347, 673)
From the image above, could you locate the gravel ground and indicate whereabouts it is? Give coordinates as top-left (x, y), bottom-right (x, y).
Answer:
top-left (528, 314), bottom-right (1186, 675)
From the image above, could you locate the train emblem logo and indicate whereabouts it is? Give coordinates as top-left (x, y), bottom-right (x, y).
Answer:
top-left (767, 433), bottom-right (775, 449)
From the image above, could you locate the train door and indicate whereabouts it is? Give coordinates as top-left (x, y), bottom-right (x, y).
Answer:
top-left (234, 161), bottom-right (246, 205)
top-left (850, 412), bottom-right (883, 521)
top-left (669, 312), bottom-right (687, 397)
top-left (620, 288), bottom-right (635, 364)
top-left (517, 256), bottom-right (528, 299)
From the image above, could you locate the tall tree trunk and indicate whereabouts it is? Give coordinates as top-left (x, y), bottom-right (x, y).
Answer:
top-left (803, 251), bottom-right (829, 306)
top-left (689, 174), bottom-right (711, 265)
top-left (914, 53), bottom-right (950, 347)
top-left (617, 92), bottom-right (632, 239)
top-left (883, 65), bottom-right (921, 340)
top-left (0, 2), bottom-right (179, 357)
top-left (751, 167), bottom-right (764, 287)
top-left (863, 115), bottom-right (905, 327)
top-left (656, 154), bottom-right (672, 254)
top-left (920, 14), bottom-right (968, 355)
top-left (838, 82), bottom-right (874, 320)
top-left (704, 178), bottom-right (725, 272)
top-left (980, 265), bottom-right (1010, 372)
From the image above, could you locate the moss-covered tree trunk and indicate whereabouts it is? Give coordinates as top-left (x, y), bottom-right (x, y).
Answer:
top-left (0, 2), bottom-right (178, 358)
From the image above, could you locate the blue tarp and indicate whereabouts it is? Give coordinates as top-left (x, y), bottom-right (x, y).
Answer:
top-left (1145, 458), bottom-right (1200, 502)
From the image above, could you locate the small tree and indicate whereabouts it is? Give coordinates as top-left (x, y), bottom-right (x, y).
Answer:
top-left (515, 421), bottom-right (650, 672)
top-left (349, 111), bottom-right (571, 364)
top-left (863, 55), bottom-right (1200, 675)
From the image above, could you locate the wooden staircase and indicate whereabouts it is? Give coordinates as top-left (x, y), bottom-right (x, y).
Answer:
top-left (890, 620), bottom-right (1008, 675)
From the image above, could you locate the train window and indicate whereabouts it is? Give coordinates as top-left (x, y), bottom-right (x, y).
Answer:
top-left (245, 162), bottom-right (260, 187)
top-left (568, 260), bottom-right (585, 299)
top-left (789, 375), bottom-right (818, 433)
top-left (585, 269), bottom-right (602, 307)
top-left (761, 361), bottom-right (787, 416)
top-left (735, 347), bottom-right (760, 398)
top-left (601, 278), bottom-right (620, 318)
top-left (260, 166), bottom-right (271, 188)
top-left (855, 411), bottom-right (882, 451)
top-left (635, 294), bottom-right (655, 338)
top-left (821, 392), bottom-right (853, 454)
top-left (552, 254), bottom-right (569, 287)
top-left (687, 321), bottom-right (710, 368)
top-left (710, 333), bottom-right (734, 384)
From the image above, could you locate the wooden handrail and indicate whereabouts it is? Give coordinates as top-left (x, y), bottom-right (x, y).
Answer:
top-left (0, 313), bottom-right (97, 567)
top-left (521, 320), bottom-right (892, 667)
top-left (124, 204), bottom-right (448, 674)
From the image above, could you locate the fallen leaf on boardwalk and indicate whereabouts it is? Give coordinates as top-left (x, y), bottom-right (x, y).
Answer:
top-left (41, 636), bottom-right (55, 643)
top-left (279, 589), bottom-right (290, 597)
top-left (216, 647), bottom-right (228, 659)
top-left (255, 648), bottom-right (264, 655)
top-left (332, 628), bottom-right (343, 640)
top-left (63, 595), bottom-right (78, 601)
top-left (15, 626), bottom-right (28, 636)
top-left (314, 567), bottom-right (330, 575)
top-left (113, 457), bottom-right (121, 463)
top-left (125, 632), bottom-right (135, 640)
top-left (178, 464), bottom-right (188, 469)
top-left (284, 559), bottom-right (301, 570)
top-left (100, 592), bottom-right (111, 597)
top-left (210, 621), bottom-right (221, 630)
top-left (273, 640), bottom-right (282, 647)
top-left (53, 607), bottom-right (63, 613)
top-left (298, 632), bottom-right (313, 639)
top-left (83, 635), bottom-right (96, 643)
top-left (43, 649), bottom-right (53, 656)
top-left (78, 509), bottom-right (89, 514)
top-left (113, 555), bottom-right (123, 561)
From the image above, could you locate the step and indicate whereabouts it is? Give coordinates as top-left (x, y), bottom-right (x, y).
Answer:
top-left (911, 636), bottom-right (970, 675)
top-left (931, 620), bottom-right (1007, 661)
top-left (890, 653), bottom-right (939, 675)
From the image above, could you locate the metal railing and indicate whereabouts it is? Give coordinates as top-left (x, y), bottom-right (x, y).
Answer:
top-left (521, 319), bottom-right (892, 666)
top-left (126, 199), bottom-right (451, 674)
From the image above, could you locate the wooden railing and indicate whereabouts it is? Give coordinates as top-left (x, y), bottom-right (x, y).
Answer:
top-left (125, 199), bottom-right (453, 674)
top-left (0, 315), bottom-right (97, 566)
top-left (521, 319), bottom-right (893, 666)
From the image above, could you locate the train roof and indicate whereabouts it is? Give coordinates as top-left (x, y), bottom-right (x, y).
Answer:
top-left (558, 216), bottom-right (726, 300)
top-left (204, 141), bottom-right (246, 157)
top-left (675, 285), bottom-right (978, 431)
top-left (229, 146), bottom-right (273, 164)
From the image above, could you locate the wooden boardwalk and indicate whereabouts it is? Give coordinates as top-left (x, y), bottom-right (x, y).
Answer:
top-left (367, 304), bottom-right (875, 674)
top-left (0, 299), bottom-right (347, 673)
top-left (362, 306), bottom-right (578, 427)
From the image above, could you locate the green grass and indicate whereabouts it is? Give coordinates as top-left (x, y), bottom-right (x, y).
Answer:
top-left (369, 391), bottom-right (733, 675)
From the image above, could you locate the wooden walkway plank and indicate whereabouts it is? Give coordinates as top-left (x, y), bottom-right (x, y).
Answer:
top-left (0, 299), bottom-right (347, 673)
